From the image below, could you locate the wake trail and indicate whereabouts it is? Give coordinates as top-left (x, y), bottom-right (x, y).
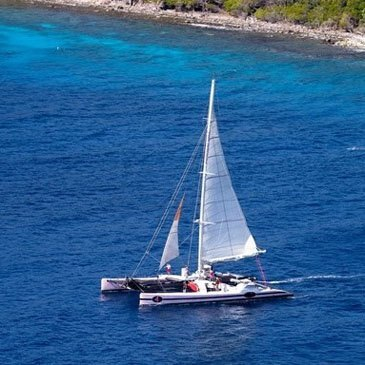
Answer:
top-left (266, 274), bottom-right (365, 285)
top-left (347, 146), bottom-right (365, 151)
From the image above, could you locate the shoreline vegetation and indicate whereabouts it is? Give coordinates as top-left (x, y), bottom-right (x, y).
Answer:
top-left (11, 0), bottom-right (365, 51)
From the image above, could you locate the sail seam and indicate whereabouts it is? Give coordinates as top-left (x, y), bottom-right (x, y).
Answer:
top-left (204, 198), bottom-right (237, 206)
top-left (207, 153), bottom-right (224, 159)
top-left (201, 218), bottom-right (244, 225)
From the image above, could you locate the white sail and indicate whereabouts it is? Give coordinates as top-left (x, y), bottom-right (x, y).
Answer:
top-left (199, 80), bottom-right (264, 267)
top-left (159, 197), bottom-right (184, 270)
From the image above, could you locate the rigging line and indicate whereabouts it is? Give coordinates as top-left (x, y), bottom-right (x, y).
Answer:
top-left (181, 224), bottom-right (199, 248)
top-left (128, 278), bottom-right (145, 293)
top-left (131, 129), bottom-right (205, 277)
top-left (157, 278), bottom-right (167, 293)
top-left (146, 252), bottom-right (161, 264)
top-left (174, 255), bottom-right (186, 272)
top-left (148, 129), bottom-right (203, 253)
top-left (255, 254), bottom-right (267, 285)
top-left (155, 225), bottom-right (199, 272)
top-left (215, 89), bottom-right (221, 120)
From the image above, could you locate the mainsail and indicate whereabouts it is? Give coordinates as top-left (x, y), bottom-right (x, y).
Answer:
top-left (198, 80), bottom-right (264, 269)
top-left (159, 197), bottom-right (184, 270)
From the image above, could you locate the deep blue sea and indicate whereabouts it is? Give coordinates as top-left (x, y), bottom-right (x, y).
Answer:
top-left (1, 3), bottom-right (364, 364)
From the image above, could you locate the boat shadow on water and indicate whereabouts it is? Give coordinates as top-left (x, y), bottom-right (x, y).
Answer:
top-left (99, 291), bottom-right (140, 306)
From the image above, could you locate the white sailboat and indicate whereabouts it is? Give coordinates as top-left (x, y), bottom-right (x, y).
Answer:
top-left (139, 80), bottom-right (292, 305)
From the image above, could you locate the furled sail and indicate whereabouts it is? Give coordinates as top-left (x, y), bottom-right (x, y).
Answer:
top-left (199, 81), bottom-right (264, 266)
top-left (159, 197), bottom-right (184, 270)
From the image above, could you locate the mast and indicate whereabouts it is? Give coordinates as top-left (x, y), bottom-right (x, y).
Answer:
top-left (198, 79), bottom-right (215, 272)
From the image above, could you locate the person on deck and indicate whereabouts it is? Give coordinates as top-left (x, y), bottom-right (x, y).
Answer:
top-left (209, 268), bottom-right (215, 281)
top-left (165, 263), bottom-right (172, 275)
top-left (215, 277), bottom-right (221, 290)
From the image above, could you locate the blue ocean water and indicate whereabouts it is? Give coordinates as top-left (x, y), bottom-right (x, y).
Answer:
top-left (1, 3), bottom-right (364, 364)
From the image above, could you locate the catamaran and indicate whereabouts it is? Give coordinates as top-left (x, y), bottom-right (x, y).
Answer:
top-left (101, 80), bottom-right (293, 306)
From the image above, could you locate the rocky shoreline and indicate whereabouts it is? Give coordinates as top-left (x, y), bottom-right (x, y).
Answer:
top-left (13, 0), bottom-right (365, 51)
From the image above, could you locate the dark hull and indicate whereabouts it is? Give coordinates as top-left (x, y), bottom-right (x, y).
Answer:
top-left (127, 278), bottom-right (185, 292)
top-left (101, 273), bottom-right (259, 293)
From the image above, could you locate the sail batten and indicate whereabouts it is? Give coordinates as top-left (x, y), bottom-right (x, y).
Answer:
top-left (201, 218), bottom-right (245, 225)
top-left (199, 81), bottom-right (263, 267)
top-left (205, 173), bottom-right (229, 179)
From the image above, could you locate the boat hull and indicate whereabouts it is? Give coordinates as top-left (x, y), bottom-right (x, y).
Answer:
top-left (101, 275), bottom-right (186, 293)
top-left (139, 288), bottom-right (293, 306)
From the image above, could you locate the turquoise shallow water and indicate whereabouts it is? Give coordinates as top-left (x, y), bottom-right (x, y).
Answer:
top-left (0, 4), bottom-right (364, 364)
